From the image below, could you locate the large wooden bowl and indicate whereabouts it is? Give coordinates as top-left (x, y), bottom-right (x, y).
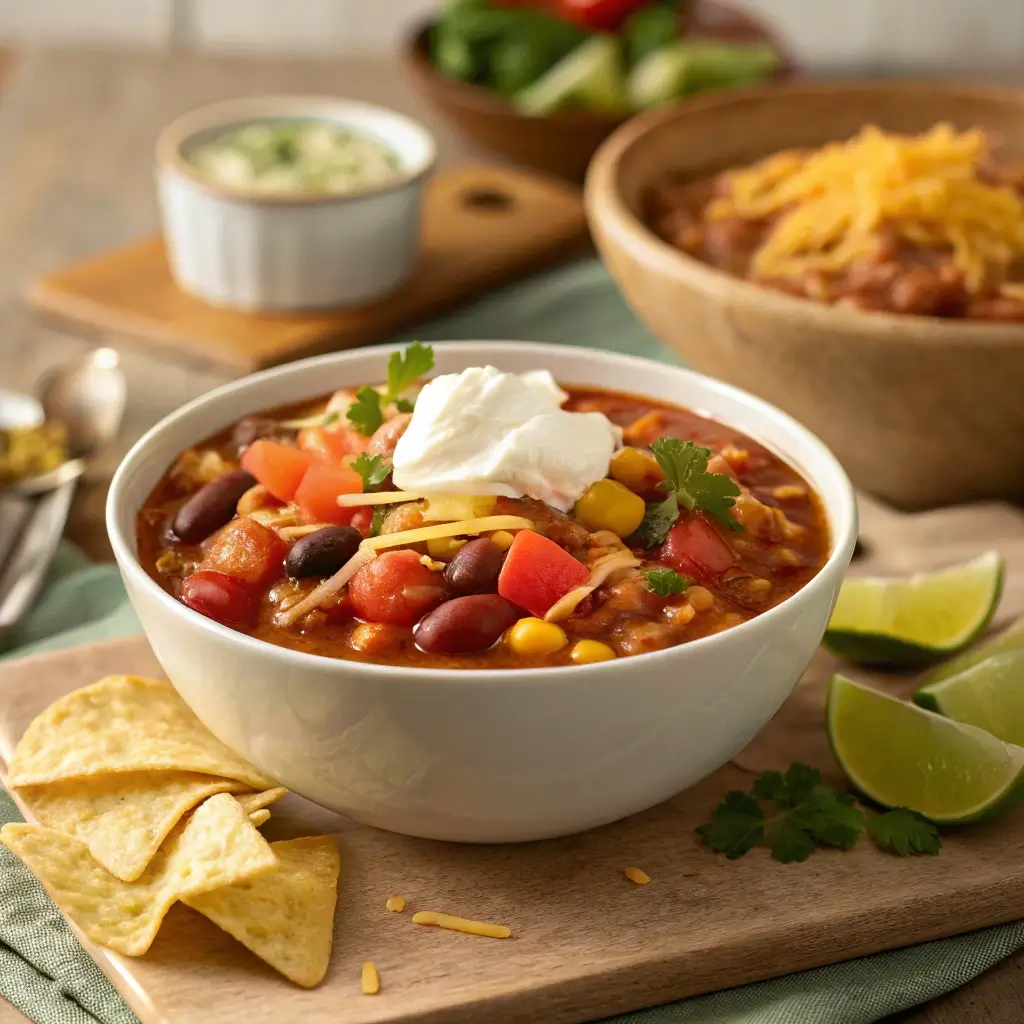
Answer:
top-left (402, 0), bottom-right (791, 184)
top-left (585, 80), bottom-right (1024, 510)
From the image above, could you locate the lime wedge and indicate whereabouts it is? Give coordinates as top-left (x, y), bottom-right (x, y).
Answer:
top-left (827, 674), bottom-right (1024, 823)
top-left (513, 35), bottom-right (628, 117)
top-left (914, 649), bottom-right (1024, 746)
top-left (925, 615), bottom-right (1024, 685)
top-left (824, 550), bottom-right (1004, 667)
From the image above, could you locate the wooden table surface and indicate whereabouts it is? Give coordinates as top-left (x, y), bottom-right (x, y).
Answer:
top-left (0, 46), bottom-right (1022, 1024)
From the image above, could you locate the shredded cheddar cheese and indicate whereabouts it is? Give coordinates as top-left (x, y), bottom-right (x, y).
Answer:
top-left (624, 866), bottom-right (651, 885)
top-left (411, 911), bottom-right (512, 939)
top-left (545, 549), bottom-right (641, 622)
top-left (708, 123), bottom-right (1024, 294)
top-left (361, 961), bottom-right (380, 995)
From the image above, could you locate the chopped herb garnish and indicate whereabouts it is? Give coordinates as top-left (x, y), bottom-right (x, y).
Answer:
top-left (351, 453), bottom-right (391, 492)
top-left (636, 494), bottom-right (680, 547)
top-left (369, 507), bottom-right (389, 537)
top-left (697, 763), bottom-right (940, 863)
top-left (322, 410), bottom-right (342, 428)
top-left (347, 342), bottom-right (435, 436)
top-left (641, 567), bottom-right (690, 597)
top-left (867, 809), bottom-right (940, 856)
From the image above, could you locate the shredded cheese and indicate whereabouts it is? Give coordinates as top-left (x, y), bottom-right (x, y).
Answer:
top-left (624, 866), bottom-right (651, 885)
top-left (275, 547), bottom-right (376, 626)
top-left (337, 490), bottom-right (430, 507)
top-left (411, 911), bottom-right (511, 939)
top-left (708, 123), bottom-right (1024, 294)
top-left (545, 550), bottom-right (641, 622)
top-left (361, 962), bottom-right (380, 995)
top-left (278, 523), bottom-right (333, 541)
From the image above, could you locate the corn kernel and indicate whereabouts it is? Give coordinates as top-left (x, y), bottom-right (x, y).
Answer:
top-left (772, 484), bottom-right (806, 502)
top-left (686, 585), bottom-right (715, 612)
top-left (489, 530), bottom-right (515, 551)
top-left (507, 618), bottom-right (568, 656)
top-left (570, 640), bottom-right (616, 664)
top-left (624, 866), bottom-right (651, 885)
top-left (664, 602), bottom-right (696, 627)
top-left (574, 479), bottom-right (646, 539)
top-left (427, 536), bottom-right (466, 561)
top-left (361, 962), bottom-right (380, 995)
top-left (609, 447), bottom-right (664, 492)
top-left (386, 895), bottom-right (406, 913)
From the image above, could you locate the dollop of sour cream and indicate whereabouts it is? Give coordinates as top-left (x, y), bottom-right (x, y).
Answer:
top-left (391, 366), bottom-right (622, 511)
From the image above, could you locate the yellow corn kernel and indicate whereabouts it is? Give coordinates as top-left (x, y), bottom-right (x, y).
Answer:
top-left (686, 585), bottom-right (715, 612)
top-left (609, 446), bottom-right (664, 492)
top-left (361, 962), bottom-right (380, 995)
top-left (507, 618), bottom-right (568, 656)
top-left (772, 484), bottom-right (806, 502)
top-left (489, 530), bottom-right (515, 551)
top-left (426, 536), bottom-right (466, 561)
top-left (386, 895), bottom-right (406, 913)
top-left (624, 866), bottom-right (651, 885)
top-left (574, 479), bottom-right (646, 539)
top-left (570, 640), bottom-right (616, 664)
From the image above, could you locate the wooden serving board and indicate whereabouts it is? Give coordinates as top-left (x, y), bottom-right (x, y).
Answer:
top-left (24, 165), bottom-right (589, 375)
top-left (3, 495), bottom-right (1024, 1024)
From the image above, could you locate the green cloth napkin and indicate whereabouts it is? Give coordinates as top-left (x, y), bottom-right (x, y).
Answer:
top-left (3, 259), bottom-right (1023, 1024)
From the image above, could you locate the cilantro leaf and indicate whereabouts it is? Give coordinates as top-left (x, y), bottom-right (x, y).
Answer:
top-left (752, 763), bottom-right (820, 807)
top-left (641, 567), bottom-right (690, 597)
top-left (766, 815), bottom-right (819, 863)
top-left (650, 438), bottom-right (742, 532)
top-left (394, 397), bottom-right (414, 414)
top-left (788, 786), bottom-right (865, 850)
top-left (346, 385), bottom-right (384, 436)
top-left (386, 342), bottom-right (434, 402)
top-left (867, 809), bottom-right (940, 856)
top-left (635, 494), bottom-right (679, 548)
top-left (322, 410), bottom-right (342, 428)
top-left (351, 453), bottom-right (391, 492)
top-left (369, 507), bottom-right (389, 538)
top-left (696, 790), bottom-right (765, 859)
top-left (752, 769), bottom-right (788, 804)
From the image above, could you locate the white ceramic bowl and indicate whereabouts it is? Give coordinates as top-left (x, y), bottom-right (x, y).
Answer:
top-left (156, 97), bottom-right (437, 312)
top-left (107, 342), bottom-right (857, 843)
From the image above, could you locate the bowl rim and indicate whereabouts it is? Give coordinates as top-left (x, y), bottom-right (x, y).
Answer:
top-left (585, 77), bottom-right (1024, 345)
top-left (106, 340), bottom-right (857, 686)
top-left (155, 95), bottom-right (439, 207)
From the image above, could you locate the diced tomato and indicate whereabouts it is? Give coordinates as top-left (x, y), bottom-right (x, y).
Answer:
top-left (349, 506), bottom-right (375, 538)
top-left (659, 515), bottom-right (735, 581)
top-left (294, 464), bottom-right (362, 525)
top-left (497, 530), bottom-right (589, 618)
top-left (180, 570), bottom-right (260, 628)
top-left (349, 550), bottom-right (447, 626)
top-left (298, 425), bottom-right (367, 464)
top-left (555, 0), bottom-right (650, 31)
top-left (240, 440), bottom-right (314, 503)
top-left (199, 517), bottom-right (287, 586)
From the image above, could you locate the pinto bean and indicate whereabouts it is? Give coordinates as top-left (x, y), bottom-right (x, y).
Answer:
top-left (172, 470), bottom-right (257, 544)
top-left (444, 538), bottom-right (505, 595)
top-left (414, 595), bottom-right (520, 655)
top-left (285, 525), bottom-right (362, 579)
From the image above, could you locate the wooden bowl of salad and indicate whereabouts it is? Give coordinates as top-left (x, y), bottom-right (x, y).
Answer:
top-left (403, 0), bottom-right (792, 184)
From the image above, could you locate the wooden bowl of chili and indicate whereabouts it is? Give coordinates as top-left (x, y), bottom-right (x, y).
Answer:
top-left (402, 0), bottom-right (794, 184)
top-left (586, 79), bottom-right (1024, 510)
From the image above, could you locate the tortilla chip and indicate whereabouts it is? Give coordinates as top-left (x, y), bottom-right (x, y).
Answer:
top-left (15, 772), bottom-right (249, 883)
top-left (184, 836), bottom-right (339, 988)
top-left (236, 788), bottom-right (288, 815)
top-left (8, 676), bottom-right (278, 791)
top-left (248, 810), bottom-right (271, 827)
top-left (0, 793), bottom-right (278, 956)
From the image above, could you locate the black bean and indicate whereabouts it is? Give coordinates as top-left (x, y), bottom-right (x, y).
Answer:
top-left (414, 595), bottom-right (520, 655)
top-left (444, 538), bottom-right (506, 596)
top-left (172, 470), bottom-right (257, 544)
top-left (231, 416), bottom-right (296, 457)
top-left (286, 525), bottom-right (363, 579)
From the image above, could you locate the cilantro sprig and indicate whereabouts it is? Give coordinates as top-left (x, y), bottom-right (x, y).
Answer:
top-left (347, 342), bottom-right (435, 436)
top-left (641, 567), bottom-right (690, 597)
top-left (369, 507), bottom-right (389, 537)
top-left (636, 438), bottom-right (742, 547)
top-left (697, 764), bottom-right (941, 863)
top-left (351, 453), bottom-right (391, 492)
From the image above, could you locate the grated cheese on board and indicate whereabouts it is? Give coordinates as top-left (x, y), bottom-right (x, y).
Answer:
top-left (411, 911), bottom-right (511, 939)
top-left (707, 123), bottom-right (1024, 294)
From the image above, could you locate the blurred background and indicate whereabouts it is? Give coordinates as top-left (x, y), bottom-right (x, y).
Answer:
top-left (0, 0), bottom-right (1022, 74)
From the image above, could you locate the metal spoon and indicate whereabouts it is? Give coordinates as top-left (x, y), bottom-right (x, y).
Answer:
top-left (0, 348), bottom-right (127, 638)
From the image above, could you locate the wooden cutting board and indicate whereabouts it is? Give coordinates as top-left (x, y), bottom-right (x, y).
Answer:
top-left (3, 495), bottom-right (1024, 1024)
top-left (24, 165), bottom-right (589, 375)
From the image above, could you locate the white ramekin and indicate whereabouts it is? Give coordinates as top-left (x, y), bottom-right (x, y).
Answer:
top-left (107, 342), bottom-right (857, 844)
top-left (155, 96), bottom-right (438, 312)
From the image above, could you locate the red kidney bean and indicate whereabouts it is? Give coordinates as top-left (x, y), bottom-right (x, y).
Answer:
top-left (180, 570), bottom-right (259, 628)
top-left (414, 594), bottom-right (520, 655)
top-left (286, 525), bottom-right (362, 579)
top-left (231, 417), bottom-right (297, 457)
top-left (444, 538), bottom-right (506, 595)
top-left (172, 470), bottom-right (257, 544)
